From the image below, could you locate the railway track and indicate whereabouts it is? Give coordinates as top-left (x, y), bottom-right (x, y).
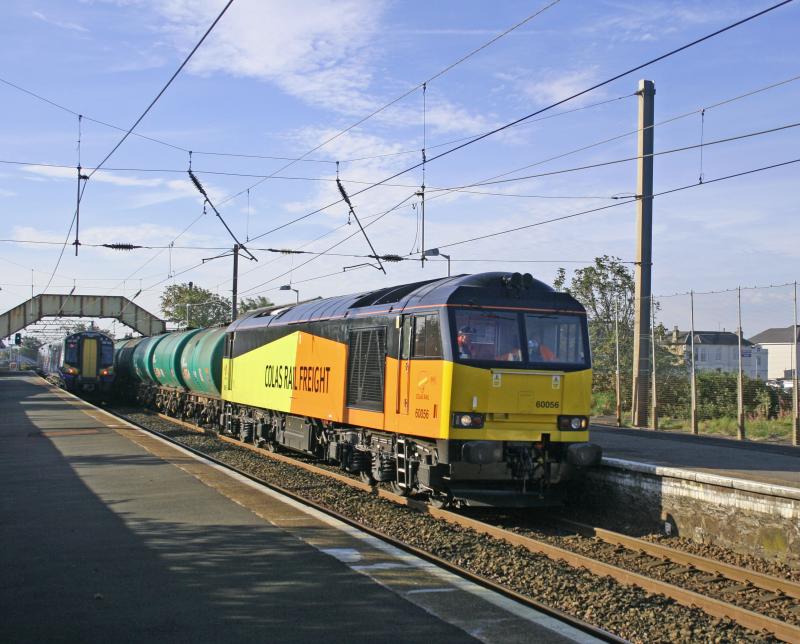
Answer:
top-left (112, 407), bottom-right (798, 642)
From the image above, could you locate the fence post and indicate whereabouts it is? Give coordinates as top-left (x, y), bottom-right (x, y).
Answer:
top-left (690, 290), bottom-right (698, 434)
top-left (794, 281), bottom-right (799, 446)
top-left (737, 286), bottom-right (745, 440)
top-left (651, 296), bottom-right (658, 429)
top-left (615, 298), bottom-right (622, 427)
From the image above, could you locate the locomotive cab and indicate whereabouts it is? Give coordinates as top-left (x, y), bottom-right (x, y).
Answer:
top-left (394, 273), bottom-right (600, 506)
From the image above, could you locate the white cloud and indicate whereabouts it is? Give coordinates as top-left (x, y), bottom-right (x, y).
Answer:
top-left (0, 188), bottom-right (16, 197)
top-left (518, 68), bottom-right (602, 106)
top-left (32, 10), bottom-right (88, 33)
top-left (152, 0), bottom-right (384, 115)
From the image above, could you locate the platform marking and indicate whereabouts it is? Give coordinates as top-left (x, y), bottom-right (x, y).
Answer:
top-left (320, 547), bottom-right (363, 563)
top-left (351, 562), bottom-right (410, 571)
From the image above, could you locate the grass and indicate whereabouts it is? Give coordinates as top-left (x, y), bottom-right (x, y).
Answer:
top-left (610, 414), bottom-right (796, 443)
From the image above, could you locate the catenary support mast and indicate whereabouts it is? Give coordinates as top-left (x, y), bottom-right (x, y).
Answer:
top-left (631, 79), bottom-right (655, 427)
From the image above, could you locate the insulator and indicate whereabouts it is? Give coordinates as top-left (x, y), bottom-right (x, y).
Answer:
top-left (103, 243), bottom-right (141, 251)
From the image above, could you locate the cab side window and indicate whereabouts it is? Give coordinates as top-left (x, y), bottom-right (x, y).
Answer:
top-left (412, 314), bottom-right (442, 358)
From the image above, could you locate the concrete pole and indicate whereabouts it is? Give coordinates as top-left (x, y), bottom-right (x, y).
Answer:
top-left (793, 281), bottom-right (799, 445)
top-left (690, 290), bottom-right (698, 434)
top-left (231, 244), bottom-right (240, 323)
top-left (615, 298), bottom-right (622, 427)
top-left (631, 79), bottom-right (655, 427)
top-left (737, 286), bottom-right (745, 440)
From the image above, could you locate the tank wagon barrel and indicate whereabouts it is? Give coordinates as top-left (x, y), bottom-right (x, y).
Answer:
top-left (116, 272), bottom-right (601, 507)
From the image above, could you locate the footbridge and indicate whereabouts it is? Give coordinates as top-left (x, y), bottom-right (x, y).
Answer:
top-left (0, 294), bottom-right (166, 338)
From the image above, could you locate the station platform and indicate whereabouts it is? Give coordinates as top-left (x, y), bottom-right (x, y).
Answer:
top-left (591, 424), bottom-right (800, 491)
top-left (0, 374), bottom-right (592, 644)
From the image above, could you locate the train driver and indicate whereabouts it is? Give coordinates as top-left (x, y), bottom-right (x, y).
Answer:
top-left (457, 326), bottom-right (474, 359)
top-left (528, 332), bottom-right (556, 361)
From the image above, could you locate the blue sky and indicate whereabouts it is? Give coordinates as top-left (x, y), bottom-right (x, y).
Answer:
top-left (1, 0), bottom-right (798, 337)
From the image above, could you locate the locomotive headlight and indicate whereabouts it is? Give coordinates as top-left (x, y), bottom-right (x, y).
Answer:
top-left (558, 415), bottom-right (589, 430)
top-left (452, 412), bottom-right (485, 428)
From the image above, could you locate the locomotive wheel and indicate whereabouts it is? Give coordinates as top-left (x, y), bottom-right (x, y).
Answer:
top-left (428, 492), bottom-right (453, 509)
top-left (390, 481), bottom-right (410, 497)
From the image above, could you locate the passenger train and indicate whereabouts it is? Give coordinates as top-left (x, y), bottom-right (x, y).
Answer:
top-left (38, 330), bottom-right (116, 396)
top-left (116, 272), bottom-right (601, 507)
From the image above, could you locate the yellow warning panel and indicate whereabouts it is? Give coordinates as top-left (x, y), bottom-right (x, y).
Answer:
top-left (82, 339), bottom-right (97, 378)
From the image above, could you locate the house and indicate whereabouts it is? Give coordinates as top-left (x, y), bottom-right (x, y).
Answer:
top-left (666, 328), bottom-right (768, 380)
top-left (749, 325), bottom-right (799, 380)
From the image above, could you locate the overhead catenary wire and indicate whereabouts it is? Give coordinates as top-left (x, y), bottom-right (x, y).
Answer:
top-left (0, 158), bottom-right (627, 199)
top-left (436, 72), bottom-right (800, 198)
top-left (239, 193), bottom-right (418, 296)
top-left (656, 281), bottom-right (800, 298)
top-left (240, 1), bottom-right (796, 246)
top-left (428, 120), bottom-right (800, 191)
top-left (420, 156), bottom-right (800, 252)
top-left (0, 72), bottom-right (628, 167)
top-left (38, 0), bottom-right (236, 297)
top-left (213, 0), bottom-right (563, 210)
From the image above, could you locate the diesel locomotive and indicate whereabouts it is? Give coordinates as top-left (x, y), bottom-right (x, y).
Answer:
top-left (118, 272), bottom-right (601, 507)
top-left (38, 330), bottom-right (116, 395)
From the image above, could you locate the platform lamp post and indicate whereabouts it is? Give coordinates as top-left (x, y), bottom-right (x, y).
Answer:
top-left (280, 284), bottom-right (299, 304)
top-left (422, 248), bottom-right (451, 277)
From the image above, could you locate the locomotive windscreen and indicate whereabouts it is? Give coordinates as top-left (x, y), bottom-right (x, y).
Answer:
top-left (453, 309), bottom-right (588, 368)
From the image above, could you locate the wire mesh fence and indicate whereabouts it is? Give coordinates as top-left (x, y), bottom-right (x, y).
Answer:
top-left (591, 283), bottom-right (799, 445)
top-left (0, 346), bottom-right (38, 370)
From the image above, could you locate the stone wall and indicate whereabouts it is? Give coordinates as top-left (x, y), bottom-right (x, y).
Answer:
top-left (575, 458), bottom-right (800, 566)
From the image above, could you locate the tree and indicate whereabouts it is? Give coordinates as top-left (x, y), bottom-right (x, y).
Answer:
top-left (239, 295), bottom-right (274, 315)
top-left (21, 335), bottom-right (44, 350)
top-left (554, 256), bottom-right (635, 396)
top-left (160, 283), bottom-right (232, 328)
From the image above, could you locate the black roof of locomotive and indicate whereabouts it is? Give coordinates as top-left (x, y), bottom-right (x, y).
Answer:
top-left (228, 272), bottom-right (584, 332)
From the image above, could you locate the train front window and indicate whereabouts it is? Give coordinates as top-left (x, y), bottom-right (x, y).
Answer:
top-left (100, 342), bottom-right (114, 367)
top-left (64, 340), bottom-right (79, 365)
top-left (524, 314), bottom-right (586, 365)
top-left (454, 310), bottom-right (522, 362)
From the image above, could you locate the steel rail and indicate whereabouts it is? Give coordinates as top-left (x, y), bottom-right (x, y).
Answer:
top-left (557, 518), bottom-right (800, 601)
top-left (150, 412), bottom-right (800, 642)
top-left (93, 411), bottom-right (622, 643)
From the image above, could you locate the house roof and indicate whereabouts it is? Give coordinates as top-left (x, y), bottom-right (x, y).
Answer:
top-left (669, 330), bottom-right (754, 347)
top-left (749, 325), bottom-right (800, 344)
